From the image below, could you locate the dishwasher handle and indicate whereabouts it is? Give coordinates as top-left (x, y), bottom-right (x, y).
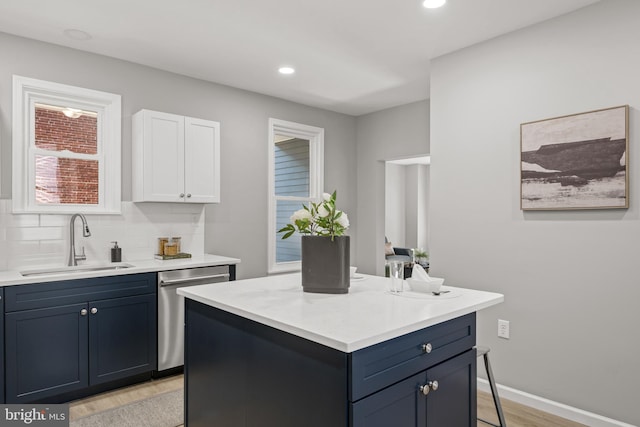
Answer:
top-left (159, 273), bottom-right (230, 286)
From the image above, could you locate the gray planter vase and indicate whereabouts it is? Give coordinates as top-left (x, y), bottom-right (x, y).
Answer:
top-left (301, 235), bottom-right (350, 294)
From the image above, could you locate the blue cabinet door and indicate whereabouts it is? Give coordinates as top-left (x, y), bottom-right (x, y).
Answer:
top-left (89, 294), bottom-right (157, 385)
top-left (426, 349), bottom-right (477, 427)
top-left (352, 370), bottom-right (427, 426)
top-left (5, 303), bottom-right (89, 403)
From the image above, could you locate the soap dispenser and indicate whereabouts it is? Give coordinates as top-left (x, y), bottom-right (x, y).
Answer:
top-left (111, 241), bottom-right (122, 262)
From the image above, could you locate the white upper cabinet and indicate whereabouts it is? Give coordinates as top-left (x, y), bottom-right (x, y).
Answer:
top-left (132, 110), bottom-right (220, 203)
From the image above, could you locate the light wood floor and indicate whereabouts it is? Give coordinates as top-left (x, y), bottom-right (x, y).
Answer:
top-left (68, 375), bottom-right (183, 422)
top-left (69, 374), bottom-right (586, 427)
top-left (477, 391), bottom-right (586, 427)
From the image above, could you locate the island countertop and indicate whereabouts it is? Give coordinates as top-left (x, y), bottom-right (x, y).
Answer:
top-left (177, 273), bottom-right (504, 352)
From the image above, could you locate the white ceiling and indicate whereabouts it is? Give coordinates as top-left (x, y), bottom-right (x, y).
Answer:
top-left (0, 0), bottom-right (599, 116)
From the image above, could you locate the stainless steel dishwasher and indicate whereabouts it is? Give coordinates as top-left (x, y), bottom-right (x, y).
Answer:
top-left (157, 265), bottom-right (231, 371)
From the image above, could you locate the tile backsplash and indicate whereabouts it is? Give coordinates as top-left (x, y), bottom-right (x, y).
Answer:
top-left (0, 200), bottom-right (205, 271)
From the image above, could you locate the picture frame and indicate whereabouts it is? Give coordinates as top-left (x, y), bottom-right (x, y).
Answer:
top-left (520, 105), bottom-right (629, 210)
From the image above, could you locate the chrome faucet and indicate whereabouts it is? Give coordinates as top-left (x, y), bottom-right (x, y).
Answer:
top-left (68, 213), bottom-right (91, 266)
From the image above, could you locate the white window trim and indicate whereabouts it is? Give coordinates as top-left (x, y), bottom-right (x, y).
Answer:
top-left (12, 75), bottom-right (121, 214)
top-left (268, 118), bottom-right (324, 274)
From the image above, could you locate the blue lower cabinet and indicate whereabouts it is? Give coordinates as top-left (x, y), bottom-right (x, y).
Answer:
top-left (89, 294), bottom-right (157, 385)
top-left (4, 273), bottom-right (157, 404)
top-left (351, 349), bottom-right (476, 427)
top-left (6, 303), bottom-right (90, 403)
top-left (185, 300), bottom-right (477, 427)
top-left (185, 301), bottom-right (348, 427)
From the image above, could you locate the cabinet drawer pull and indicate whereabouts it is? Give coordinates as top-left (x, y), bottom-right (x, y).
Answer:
top-left (90, 307), bottom-right (98, 314)
top-left (179, 193), bottom-right (185, 198)
top-left (80, 308), bottom-right (88, 316)
top-left (422, 343), bottom-right (433, 353)
top-left (186, 193), bottom-right (192, 198)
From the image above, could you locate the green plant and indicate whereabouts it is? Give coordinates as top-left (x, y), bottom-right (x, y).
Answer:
top-left (279, 191), bottom-right (350, 240)
top-left (413, 249), bottom-right (429, 259)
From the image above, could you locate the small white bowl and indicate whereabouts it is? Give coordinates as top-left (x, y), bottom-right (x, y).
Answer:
top-left (350, 266), bottom-right (358, 278)
top-left (406, 277), bottom-right (445, 293)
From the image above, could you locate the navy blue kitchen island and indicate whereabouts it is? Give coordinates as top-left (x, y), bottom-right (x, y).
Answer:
top-left (179, 273), bottom-right (503, 427)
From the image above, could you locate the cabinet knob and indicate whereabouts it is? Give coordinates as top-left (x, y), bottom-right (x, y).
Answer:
top-left (419, 384), bottom-right (430, 396)
top-left (90, 307), bottom-right (98, 314)
top-left (80, 308), bottom-right (88, 316)
top-left (179, 193), bottom-right (185, 198)
top-left (186, 193), bottom-right (192, 198)
top-left (422, 343), bottom-right (433, 353)
top-left (419, 380), bottom-right (439, 396)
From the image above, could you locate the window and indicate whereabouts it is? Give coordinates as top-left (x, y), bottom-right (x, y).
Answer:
top-left (13, 75), bottom-right (121, 214)
top-left (268, 118), bottom-right (324, 273)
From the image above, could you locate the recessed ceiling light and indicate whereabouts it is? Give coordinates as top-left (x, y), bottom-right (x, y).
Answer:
top-left (423, 0), bottom-right (446, 9)
top-left (278, 66), bottom-right (295, 75)
top-left (63, 28), bottom-right (92, 41)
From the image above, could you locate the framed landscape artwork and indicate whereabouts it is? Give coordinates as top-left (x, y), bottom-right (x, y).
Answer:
top-left (520, 105), bottom-right (629, 210)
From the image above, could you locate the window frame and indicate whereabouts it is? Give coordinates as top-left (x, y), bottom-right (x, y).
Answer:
top-left (267, 118), bottom-right (324, 274)
top-left (12, 75), bottom-right (121, 214)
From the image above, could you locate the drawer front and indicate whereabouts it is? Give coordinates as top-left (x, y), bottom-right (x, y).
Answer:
top-left (5, 273), bottom-right (156, 312)
top-left (350, 312), bottom-right (475, 402)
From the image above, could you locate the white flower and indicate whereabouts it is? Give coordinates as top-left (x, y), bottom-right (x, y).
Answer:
top-left (336, 211), bottom-right (349, 228)
top-left (290, 209), bottom-right (312, 223)
top-left (279, 190), bottom-right (349, 240)
top-left (317, 204), bottom-right (331, 218)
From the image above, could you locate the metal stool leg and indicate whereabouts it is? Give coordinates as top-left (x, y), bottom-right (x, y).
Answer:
top-left (476, 346), bottom-right (507, 427)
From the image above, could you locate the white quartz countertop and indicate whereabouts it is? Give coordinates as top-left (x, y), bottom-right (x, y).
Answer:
top-left (177, 273), bottom-right (504, 353)
top-left (0, 254), bottom-right (241, 287)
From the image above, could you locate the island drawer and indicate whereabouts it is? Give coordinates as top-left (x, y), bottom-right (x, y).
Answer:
top-left (5, 273), bottom-right (156, 312)
top-left (349, 312), bottom-right (475, 401)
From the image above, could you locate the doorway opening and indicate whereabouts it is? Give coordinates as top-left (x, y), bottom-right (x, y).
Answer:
top-left (384, 156), bottom-right (430, 269)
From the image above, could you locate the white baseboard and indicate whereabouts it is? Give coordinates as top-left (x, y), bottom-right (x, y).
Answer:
top-left (477, 378), bottom-right (637, 427)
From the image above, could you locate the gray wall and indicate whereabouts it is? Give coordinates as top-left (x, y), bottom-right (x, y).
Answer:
top-left (430, 1), bottom-right (639, 424)
top-left (404, 165), bottom-right (419, 249)
top-left (356, 100), bottom-right (430, 275)
top-left (405, 164), bottom-right (430, 250)
top-left (0, 32), bottom-right (357, 279)
top-left (416, 164), bottom-right (429, 251)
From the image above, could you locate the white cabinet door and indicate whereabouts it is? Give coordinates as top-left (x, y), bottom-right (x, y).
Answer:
top-left (184, 117), bottom-right (220, 203)
top-left (133, 110), bottom-right (185, 202)
top-left (133, 110), bottom-right (220, 203)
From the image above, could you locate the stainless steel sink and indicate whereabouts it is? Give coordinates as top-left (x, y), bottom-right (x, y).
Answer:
top-left (20, 263), bottom-right (134, 277)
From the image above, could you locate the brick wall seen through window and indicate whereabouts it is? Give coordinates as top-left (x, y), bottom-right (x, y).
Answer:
top-left (34, 106), bottom-right (99, 205)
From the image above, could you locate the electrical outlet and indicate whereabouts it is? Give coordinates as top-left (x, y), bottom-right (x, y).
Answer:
top-left (498, 319), bottom-right (510, 339)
